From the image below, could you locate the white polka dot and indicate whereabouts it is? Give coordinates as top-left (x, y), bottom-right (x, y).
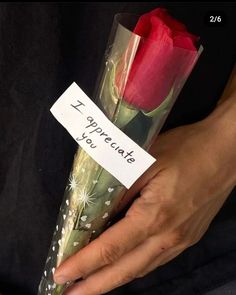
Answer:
top-left (46, 256), bottom-right (51, 263)
top-left (102, 212), bottom-right (109, 219)
top-left (105, 201), bottom-right (111, 206)
top-left (85, 223), bottom-right (91, 228)
top-left (81, 215), bottom-right (87, 222)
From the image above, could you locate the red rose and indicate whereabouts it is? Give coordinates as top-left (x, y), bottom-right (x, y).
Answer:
top-left (116, 8), bottom-right (199, 111)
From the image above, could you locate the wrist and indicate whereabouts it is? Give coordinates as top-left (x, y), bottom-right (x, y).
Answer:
top-left (204, 95), bottom-right (236, 187)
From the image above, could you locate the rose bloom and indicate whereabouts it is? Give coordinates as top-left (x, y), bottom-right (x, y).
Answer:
top-left (116, 8), bottom-right (199, 111)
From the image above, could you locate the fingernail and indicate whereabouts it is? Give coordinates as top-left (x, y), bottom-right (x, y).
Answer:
top-left (54, 273), bottom-right (69, 284)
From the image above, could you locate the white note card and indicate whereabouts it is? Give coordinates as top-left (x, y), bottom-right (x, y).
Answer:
top-left (50, 82), bottom-right (156, 188)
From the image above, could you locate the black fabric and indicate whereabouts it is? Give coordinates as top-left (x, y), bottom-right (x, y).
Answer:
top-left (0, 2), bottom-right (235, 295)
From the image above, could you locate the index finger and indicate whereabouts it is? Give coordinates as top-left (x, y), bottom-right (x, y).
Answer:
top-left (54, 213), bottom-right (148, 284)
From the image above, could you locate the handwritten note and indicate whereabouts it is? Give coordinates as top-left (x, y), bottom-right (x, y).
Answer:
top-left (50, 82), bottom-right (156, 188)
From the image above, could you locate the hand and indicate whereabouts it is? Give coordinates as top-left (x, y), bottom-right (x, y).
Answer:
top-left (54, 116), bottom-right (236, 295)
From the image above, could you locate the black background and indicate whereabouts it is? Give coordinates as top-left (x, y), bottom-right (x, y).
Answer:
top-left (0, 2), bottom-right (235, 295)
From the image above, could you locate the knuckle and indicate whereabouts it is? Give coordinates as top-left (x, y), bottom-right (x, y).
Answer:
top-left (70, 263), bottom-right (87, 279)
top-left (148, 208), bottom-right (171, 235)
top-left (168, 228), bottom-right (202, 249)
top-left (169, 229), bottom-right (188, 247)
top-left (67, 256), bottom-right (87, 279)
top-left (99, 242), bottom-right (121, 265)
top-left (78, 268), bottom-right (88, 279)
top-left (140, 179), bottom-right (166, 203)
top-left (125, 212), bottom-right (150, 240)
top-left (70, 260), bottom-right (88, 279)
top-left (116, 271), bottom-right (136, 285)
top-left (127, 189), bottom-right (174, 238)
top-left (124, 272), bottom-right (137, 282)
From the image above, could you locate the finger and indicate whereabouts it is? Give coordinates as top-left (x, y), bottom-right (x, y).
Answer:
top-left (63, 196), bottom-right (217, 295)
top-left (64, 234), bottom-right (170, 295)
top-left (54, 214), bottom-right (148, 284)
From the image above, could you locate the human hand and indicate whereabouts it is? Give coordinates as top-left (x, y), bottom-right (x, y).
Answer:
top-left (54, 115), bottom-right (236, 295)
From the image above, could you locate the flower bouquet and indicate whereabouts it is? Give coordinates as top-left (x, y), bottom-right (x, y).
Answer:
top-left (38, 8), bottom-right (203, 295)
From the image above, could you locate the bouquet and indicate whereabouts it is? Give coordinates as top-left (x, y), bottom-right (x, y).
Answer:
top-left (38, 8), bottom-right (202, 295)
